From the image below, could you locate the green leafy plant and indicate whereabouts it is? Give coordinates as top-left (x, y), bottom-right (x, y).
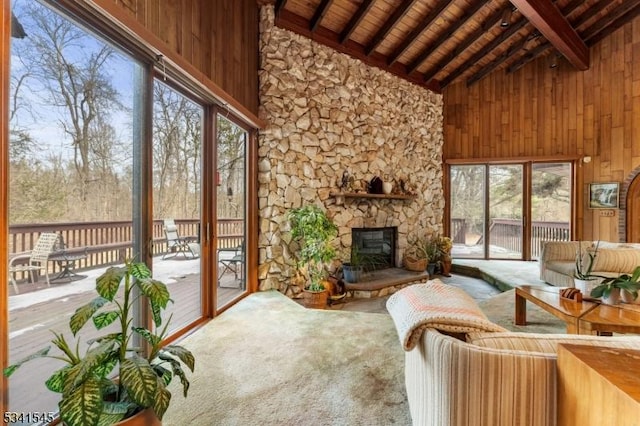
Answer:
top-left (574, 240), bottom-right (600, 280)
top-left (3, 260), bottom-right (195, 426)
top-left (590, 266), bottom-right (640, 300)
top-left (288, 205), bottom-right (338, 291)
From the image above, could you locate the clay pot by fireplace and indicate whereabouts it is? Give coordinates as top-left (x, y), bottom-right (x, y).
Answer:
top-left (303, 288), bottom-right (329, 309)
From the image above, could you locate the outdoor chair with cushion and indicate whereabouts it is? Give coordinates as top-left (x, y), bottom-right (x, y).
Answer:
top-left (8, 232), bottom-right (60, 294)
top-left (162, 219), bottom-right (200, 259)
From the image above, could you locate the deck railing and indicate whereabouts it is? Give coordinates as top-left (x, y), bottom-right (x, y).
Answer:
top-left (450, 218), bottom-right (570, 258)
top-left (9, 219), bottom-right (244, 279)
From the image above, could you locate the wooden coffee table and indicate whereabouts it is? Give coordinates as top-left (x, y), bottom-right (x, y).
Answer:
top-left (516, 285), bottom-right (640, 335)
top-left (578, 303), bottom-right (640, 335)
top-left (515, 285), bottom-right (599, 334)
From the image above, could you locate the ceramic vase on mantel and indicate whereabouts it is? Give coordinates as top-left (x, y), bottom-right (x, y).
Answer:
top-left (382, 181), bottom-right (393, 194)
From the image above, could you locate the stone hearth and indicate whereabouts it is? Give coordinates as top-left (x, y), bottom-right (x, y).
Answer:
top-left (344, 268), bottom-right (429, 299)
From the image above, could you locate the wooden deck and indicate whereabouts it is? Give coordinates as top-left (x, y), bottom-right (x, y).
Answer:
top-left (6, 258), bottom-right (244, 415)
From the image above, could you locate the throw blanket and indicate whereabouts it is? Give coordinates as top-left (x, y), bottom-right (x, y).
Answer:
top-left (387, 279), bottom-right (507, 351)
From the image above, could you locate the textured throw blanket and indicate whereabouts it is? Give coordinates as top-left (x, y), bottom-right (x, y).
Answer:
top-left (387, 279), bottom-right (507, 351)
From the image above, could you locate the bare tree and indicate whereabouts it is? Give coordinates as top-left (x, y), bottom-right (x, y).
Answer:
top-left (15, 2), bottom-right (122, 202)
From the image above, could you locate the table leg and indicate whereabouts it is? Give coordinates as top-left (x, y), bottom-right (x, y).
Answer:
top-left (515, 291), bottom-right (527, 325)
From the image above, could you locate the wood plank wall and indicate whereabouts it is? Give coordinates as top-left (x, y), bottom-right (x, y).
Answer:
top-left (111, 0), bottom-right (260, 115)
top-left (443, 16), bottom-right (640, 242)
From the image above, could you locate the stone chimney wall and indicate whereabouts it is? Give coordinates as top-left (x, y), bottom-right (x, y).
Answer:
top-left (257, 5), bottom-right (445, 294)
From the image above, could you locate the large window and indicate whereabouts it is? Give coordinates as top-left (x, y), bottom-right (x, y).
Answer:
top-left (8, 0), bottom-right (140, 415)
top-left (450, 162), bottom-right (572, 260)
top-left (4, 0), bottom-right (255, 419)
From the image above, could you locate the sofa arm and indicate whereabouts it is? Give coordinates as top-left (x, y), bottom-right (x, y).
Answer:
top-left (406, 329), bottom-right (558, 426)
top-left (539, 241), bottom-right (588, 280)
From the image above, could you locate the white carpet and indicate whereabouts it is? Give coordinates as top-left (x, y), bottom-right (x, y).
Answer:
top-left (163, 291), bottom-right (411, 426)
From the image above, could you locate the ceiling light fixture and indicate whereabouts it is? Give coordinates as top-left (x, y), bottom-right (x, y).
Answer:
top-left (500, 9), bottom-right (512, 28)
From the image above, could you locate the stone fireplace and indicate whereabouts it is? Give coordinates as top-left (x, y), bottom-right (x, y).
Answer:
top-left (351, 227), bottom-right (397, 270)
top-left (256, 4), bottom-right (445, 296)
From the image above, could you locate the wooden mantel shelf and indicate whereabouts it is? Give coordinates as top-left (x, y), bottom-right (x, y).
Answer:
top-left (330, 192), bottom-right (416, 200)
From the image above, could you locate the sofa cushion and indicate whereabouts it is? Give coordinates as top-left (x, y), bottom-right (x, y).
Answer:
top-left (387, 279), bottom-right (507, 351)
top-left (588, 247), bottom-right (640, 274)
top-left (545, 260), bottom-right (575, 276)
top-left (467, 331), bottom-right (640, 354)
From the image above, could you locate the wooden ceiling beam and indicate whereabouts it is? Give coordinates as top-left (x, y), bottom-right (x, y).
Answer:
top-left (387, 0), bottom-right (455, 68)
top-left (405, 0), bottom-right (485, 73)
top-left (310, 0), bottom-right (335, 33)
top-left (440, 14), bottom-right (529, 88)
top-left (340, 0), bottom-right (374, 44)
top-left (422, 5), bottom-right (506, 84)
top-left (584, 3), bottom-right (640, 47)
top-left (275, 9), bottom-right (441, 92)
top-left (582, 0), bottom-right (640, 45)
top-left (509, 0), bottom-right (588, 70)
top-left (365, 0), bottom-right (419, 56)
top-left (506, 0), bottom-right (634, 74)
top-left (466, 0), bottom-right (584, 86)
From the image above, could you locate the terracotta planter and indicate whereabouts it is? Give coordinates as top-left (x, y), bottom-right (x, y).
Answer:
top-left (303, 289), bottom-right (328, 309)
top-left (114, 408), bottom-right (161, 426)
top-left (441, 259), bottom-right (452, 277)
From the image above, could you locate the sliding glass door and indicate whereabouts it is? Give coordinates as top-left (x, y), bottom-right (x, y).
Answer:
top-left (216, 114), bottom-right (247, 309)
top-left (450, 162), bottom-right (572, 260)
top-left (7, 0), bottom-right (139, 415)
top-left (152, 81), bottom-right (203, 334)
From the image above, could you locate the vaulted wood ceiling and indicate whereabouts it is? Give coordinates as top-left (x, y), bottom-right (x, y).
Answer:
top-left (272, 0), bottom-right (640, 92)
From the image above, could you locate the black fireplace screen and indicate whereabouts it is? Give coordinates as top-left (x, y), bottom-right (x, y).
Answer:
top-left (351, 227), bottom-right (397, 271)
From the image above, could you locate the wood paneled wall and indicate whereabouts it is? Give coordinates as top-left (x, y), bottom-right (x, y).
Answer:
top-left (443, 16), bottom-right (640, 242)
top-left (111, 0), bottom-right (260, 115)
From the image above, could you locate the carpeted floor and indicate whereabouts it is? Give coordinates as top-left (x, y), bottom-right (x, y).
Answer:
top-left (163, 282), bottom-right (566, 426)
top-left (164, 290), bottom-right (411, 426)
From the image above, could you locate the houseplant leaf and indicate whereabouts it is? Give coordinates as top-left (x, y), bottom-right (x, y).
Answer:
top-left (120, 356), bottom-right (158, 407)
top-left (96, 266), bottom-right (126, 301)
top-left (70, 297), bottom-right (110, 336)
top-left (153, 378), bottom-right (172, 420)
top-left (59, 375), bottom-right (103, 426)
top-left (93, 311), bottom-right (120, 330)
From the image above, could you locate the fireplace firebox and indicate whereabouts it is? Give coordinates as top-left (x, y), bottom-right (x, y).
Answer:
top-left (351, 227), bottom-right (397, 271)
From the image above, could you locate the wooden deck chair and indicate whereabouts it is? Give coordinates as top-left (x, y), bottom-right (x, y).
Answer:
top-left (162, 219), bottom-right (200, 259)
top-left (8, 232), bottom-right (60, 294)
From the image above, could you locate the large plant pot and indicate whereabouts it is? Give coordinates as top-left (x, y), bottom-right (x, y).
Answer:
top-left (303, 289), bottom-right (328, 309)
top-left (342, 263), bottom-right (363, 283)
top-left (115, 408), bottom-right (161, 426)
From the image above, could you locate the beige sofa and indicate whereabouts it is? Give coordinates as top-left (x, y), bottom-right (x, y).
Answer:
top-left (539, 240), bottom-right (640, 287)
top-left (387, 280), bottom-right (640, 426)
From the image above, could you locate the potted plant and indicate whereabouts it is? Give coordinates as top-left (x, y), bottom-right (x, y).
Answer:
top-left (342, 246), bottom-right (364, 283)
top-left (287, 205), bottom-right (338, 309)
top-left (3, 259), bottom-right (195, 426)
top-left (590, 266), bottom-right (640, 305)
top-left (403, 235), bottom-right (428, 272)
top-left (573, 241), bottom-right (599, 293)
top-left (424, 237), bottom-right (442, 276)
top-left (436, 236), bottom-right (453, 276)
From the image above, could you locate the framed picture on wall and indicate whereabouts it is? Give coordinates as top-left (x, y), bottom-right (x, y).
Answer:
top-left (589, 182), bottom-right (619, 209)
